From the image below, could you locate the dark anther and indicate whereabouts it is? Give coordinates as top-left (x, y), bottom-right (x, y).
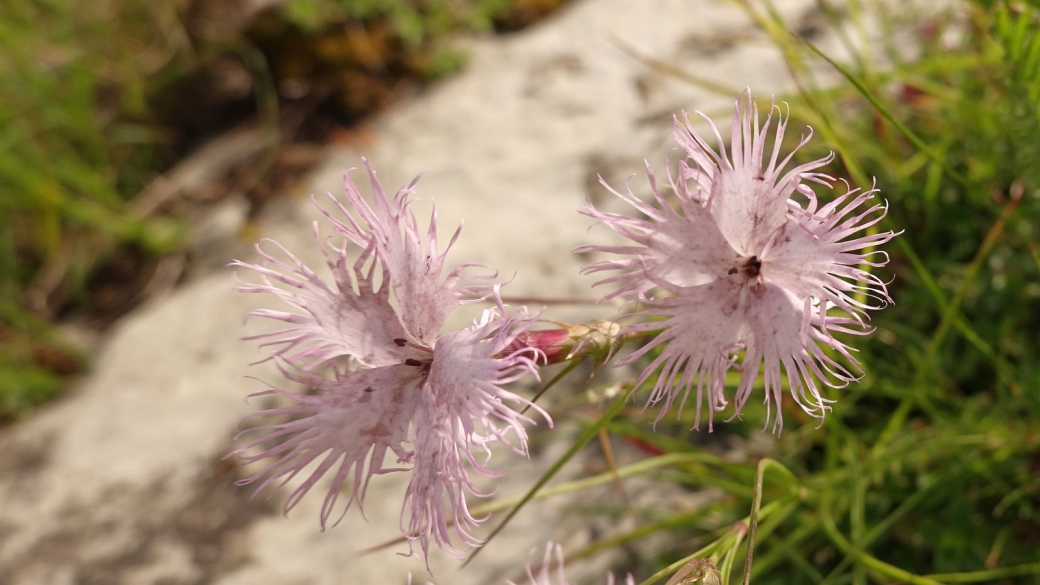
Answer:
top-left (728, 267), bottom-right (738, 275)
top-left (364, 387), bottom-right (375, 393)
top-left (746, 255), bottom-right (762, 277)
top-left (393, 338), bottom-right (407, 347)
top-left (404, 359), bottom-right (423, 366)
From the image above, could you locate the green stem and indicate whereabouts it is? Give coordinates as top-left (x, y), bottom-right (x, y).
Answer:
top-left (741, 459), bottom-right (799, 584)
top-left (463, 388), bottom-right (631, 567)
top-left (741, 460), bottom-right (767, 585)
top-left (925, 562), bottom-right (1040, 583)
top-left (818, 505), bottom-right (943, 585)
top-left (796, 33), bottom-right (970, 187)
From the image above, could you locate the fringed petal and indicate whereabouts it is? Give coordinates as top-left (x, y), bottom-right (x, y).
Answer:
top-left (674, 89), bottom-right (833, 256)
top-left (227, 363), bottom-right (423, 529)
top-left (403, 403), bottom-right (487, 564)
top-left (428, 300), bottom-right (550, 458)
top-left (402, 297), bottom-right (549, 561)
top-left (577, 162), bottom-right (738, 299)
top-left (232, 231), bottom-right (409, 368)
top-left (327, 159), bottom-right (495, 345)
top-left (736, 283), bottom-right (857, 434)
top-left (764, 185), bottom-right (900, 328)
top-left (617, 279), bottom-right (747, 431)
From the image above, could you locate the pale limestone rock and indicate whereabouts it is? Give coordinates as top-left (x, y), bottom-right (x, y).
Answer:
top-left (0, 0), bottom-right (845, 583)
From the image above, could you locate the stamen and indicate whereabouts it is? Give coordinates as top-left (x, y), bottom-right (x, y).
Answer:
top-left (745, 255), bottom-right (762, 278)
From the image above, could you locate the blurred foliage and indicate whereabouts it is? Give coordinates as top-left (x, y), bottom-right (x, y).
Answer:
top-left (282, 0), bottom-right (509, 44)
top-left (661, 0), bottom-right (1040, 581)
top-left (0, 0), bottom-right (568, 421)
top-left (0, 0), bottom-right (183, 418)
top-left (492, 0), bottom-right (1040, 583)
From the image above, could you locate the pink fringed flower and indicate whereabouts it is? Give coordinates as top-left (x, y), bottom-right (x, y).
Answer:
top-left (508, 542), bottom-right (634, 585)
top-left (578, 89), bottom-right (899, 433)
top-left (230, 160), bottom-right (549, 561)
top-left (403, 303), bottom-right (547, 557)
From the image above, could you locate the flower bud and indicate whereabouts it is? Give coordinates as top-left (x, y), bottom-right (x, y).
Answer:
top-left (503, 320), bottom-right (621, 365)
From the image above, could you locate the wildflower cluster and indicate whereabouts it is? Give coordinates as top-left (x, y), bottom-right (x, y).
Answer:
top-left (229, 89), bottom-right (898, 572)
top-left (230, 160), bottom-right (550, 561)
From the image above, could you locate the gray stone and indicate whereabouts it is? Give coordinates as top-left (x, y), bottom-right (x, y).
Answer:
top-left (0, 0), bottom-right (849, 583)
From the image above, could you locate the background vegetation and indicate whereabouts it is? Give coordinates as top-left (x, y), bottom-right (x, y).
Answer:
top-left (3, 0), bottom-right (1038, 583)
top-left (492, 1), bottom-right (1040, 583)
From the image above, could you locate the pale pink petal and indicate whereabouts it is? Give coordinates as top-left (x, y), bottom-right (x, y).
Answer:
top-left (620, 277), bottom-right (861, 433)
top-left (763, 185), bottom-right (900, 328)
top-left (324, 159), bottom-right (495, 345)
top-left (577, 162), bottom-right (738, 300)
top-left (403, 403), bottom-right (486, 562)
top-left (403, 300), bottom-right (549, 559)
top-left (228, 363), bottom-right (423, 529)
top-left (735, 283), bottom-right (858, 433)
top-left (671, 140), bottom-right (715, 205)
top-left (674, 88), bottom-right (834, 257)
top-left (617, 278), bottom-right (747, 431)
top-left (427, 303), bottom-right (549, 458)
top-left (232, 231), bottom-right (409, 368)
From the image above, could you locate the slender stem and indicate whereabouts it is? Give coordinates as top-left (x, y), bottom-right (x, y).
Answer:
top-left (463, 389), bottom-right (632, 567)
top-left (519, 358), bottom-right (581, 415)
top-left (720, 524), bottom-right (747, 585)
top-left (925, 562), bottom-right (1040, 583)
top-left (818, 504), bottom-right (942, 585)
top-left (596, 427), bottom-right (634, 516)
top-left (796, 33), bottom-right (970, 187)
top-left (607, 33), bottom-right (741, 97)
top-left (742, 459), bottom-right (768, 585)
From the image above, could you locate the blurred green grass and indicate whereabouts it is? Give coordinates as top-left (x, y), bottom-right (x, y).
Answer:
top-left (705, 0), bottom-right (1035, 582)
top-left (0, 0), bottom-right (182, 419)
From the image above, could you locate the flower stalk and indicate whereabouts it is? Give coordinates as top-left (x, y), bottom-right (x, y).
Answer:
top-left (227, 87), bottom-right (902, 578)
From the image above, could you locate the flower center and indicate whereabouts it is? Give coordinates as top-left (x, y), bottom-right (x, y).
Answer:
top-left (727, 255), bottom-right (763, 279)
top-left (744, 255), bottom-right (762, 278)
top-left (395, 337), bottom-right (434, 369)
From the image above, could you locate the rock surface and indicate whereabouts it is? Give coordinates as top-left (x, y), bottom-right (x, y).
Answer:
top-left (0, 0), bottom-right (841, 583)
